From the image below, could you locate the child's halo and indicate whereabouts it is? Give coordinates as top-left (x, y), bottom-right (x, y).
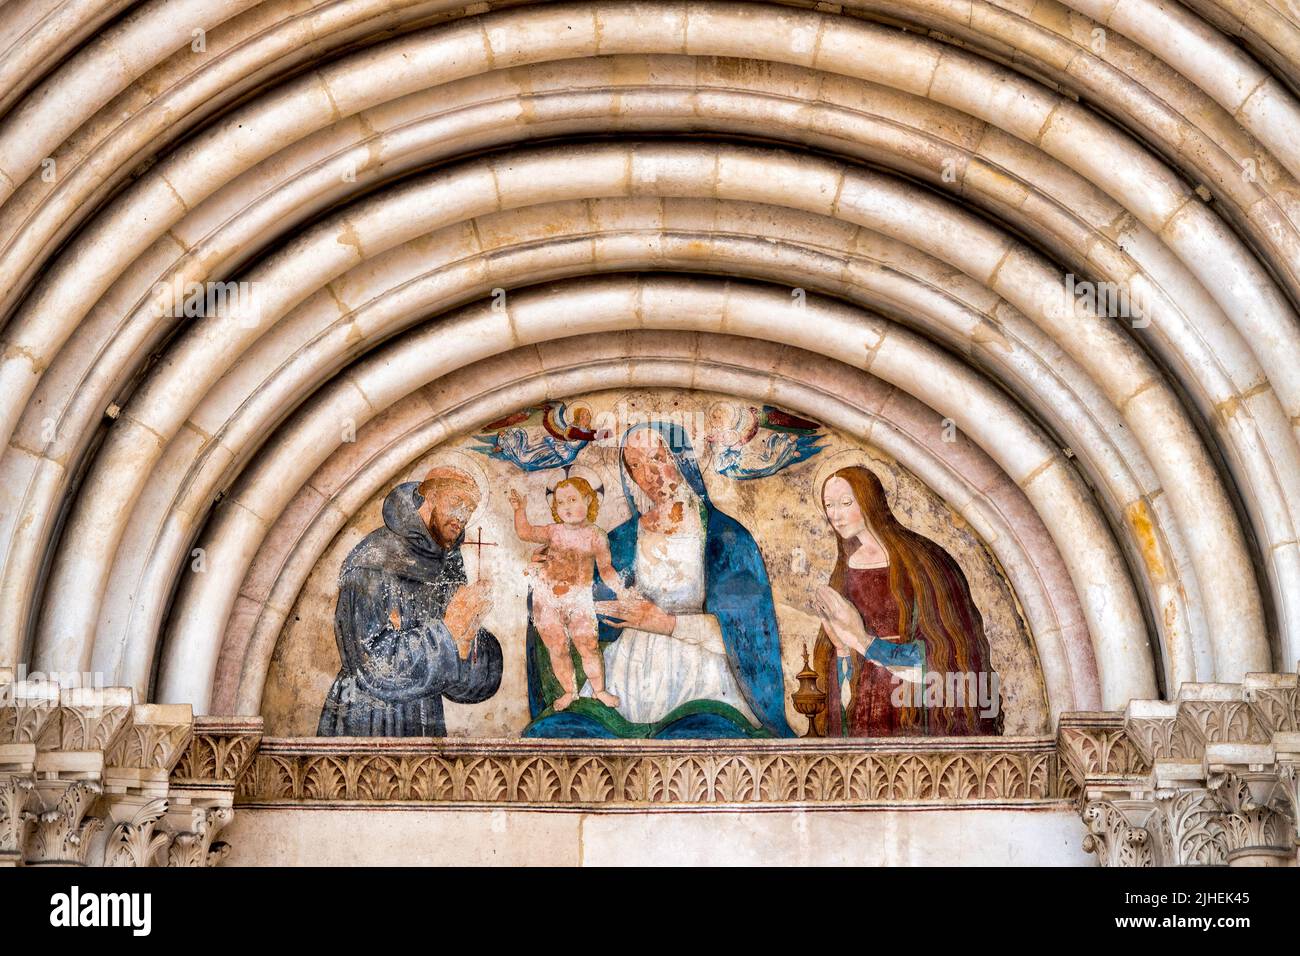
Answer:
top-left (545, 464), bottom-right (605, 505)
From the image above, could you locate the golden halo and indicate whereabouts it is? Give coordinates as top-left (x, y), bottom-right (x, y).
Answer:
top-left (566, 400), bottom-right (594, 429)
top-left (546, 462), bottom-right (605, 501)
top-left (810, 448), bottom-right (889, 513)
top-left (414, 449), bottom-right (490, 525)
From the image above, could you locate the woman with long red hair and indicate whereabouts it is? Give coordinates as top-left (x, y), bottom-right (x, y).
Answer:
top-left (811, 466), bottom-right (1002, 737)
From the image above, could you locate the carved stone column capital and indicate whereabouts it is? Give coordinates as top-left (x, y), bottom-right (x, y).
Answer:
top-left (0, 678), bottom-right (45, 867)
top-left (25, 780), bottom-right (104, 866)
top-left (0, 774), bottom-right (36, 866)
top-left (1081, 794), bottom-right (1155, 867)
top-left (1275, 737), bottom-right (1300, 865)
top-left (165, 716), bottom-right (261, 868)
top-left (163, 805), bottom-right (234, 868)
top-left (22, 686), bottom-right (139, 866)
top-left (105, 796), bottom-right (171, 868)
top-left (1, 670), bottom-right (260, 867)
top-left (1152, 794), bottom-right (1227, 866)
top-left (1059, 714), bottom-right (1157, 867)
top-left (99, 704), bottom-right (194, 866)
top-left (1205, 743), bottom-right (1296, 867)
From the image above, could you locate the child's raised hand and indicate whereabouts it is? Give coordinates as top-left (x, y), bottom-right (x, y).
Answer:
top-left (508, 488), bottom-right (523, 510)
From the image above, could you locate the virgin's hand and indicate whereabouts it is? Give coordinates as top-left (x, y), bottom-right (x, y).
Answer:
top-left (595, 596), bottom-right (676, 635)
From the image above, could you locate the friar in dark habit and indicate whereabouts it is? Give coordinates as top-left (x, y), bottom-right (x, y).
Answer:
top-left (318, 465), bottom-right (503, 736)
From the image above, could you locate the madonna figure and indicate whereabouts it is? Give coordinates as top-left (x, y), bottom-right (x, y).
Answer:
top-left (812, 465), bottom-right (1002, 737)
top-left (523, 421), bottom-right (794, 739)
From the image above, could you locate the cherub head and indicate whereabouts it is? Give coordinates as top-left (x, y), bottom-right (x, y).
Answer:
top-left (551, 476), bottom-right (599, 526)
top-left (570, 403), bottom-right (593, 430)
top-left (707, 401), bottom-right (737, 430)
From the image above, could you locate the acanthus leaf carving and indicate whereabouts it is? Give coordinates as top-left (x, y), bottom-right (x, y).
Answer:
top-left (26, 781), bottom-right (104, 866)
top-left (1081, 798), bottom-right (1154, 868)
top-left (165, 806), bottom-right (234, 868)
top-left (1206, 770), bottom-right (1295, 859)
top-left (237, 742), bottom-right (1060, 807)
top-left (0, 774), bottom-right (37, 861)
top-left (1057, 718), bottom-right (1149, 787)
top-left (1150, 787), bottom-right (1227, 867)
top-left (106, 797), bottom-right (170, 867)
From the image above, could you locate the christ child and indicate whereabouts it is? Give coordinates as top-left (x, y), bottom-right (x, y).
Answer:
top-left (508, 478), bottom-right (626, 711)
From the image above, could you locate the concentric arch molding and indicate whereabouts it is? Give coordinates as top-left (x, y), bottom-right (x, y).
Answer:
top-left (234, 738), bottom-right (1065, 810)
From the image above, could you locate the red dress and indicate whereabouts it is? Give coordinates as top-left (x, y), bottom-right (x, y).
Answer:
top-left (831, 565), bottom-right (920, 737)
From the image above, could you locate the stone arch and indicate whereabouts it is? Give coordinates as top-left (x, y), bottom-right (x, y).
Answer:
top-left (0, 0), bottom-right (1296, 719)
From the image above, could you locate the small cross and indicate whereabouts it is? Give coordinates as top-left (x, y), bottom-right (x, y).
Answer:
top-left (462, 527), bottom-right (498, 579)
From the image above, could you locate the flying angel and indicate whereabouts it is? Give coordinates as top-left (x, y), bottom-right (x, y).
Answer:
top-left (703, 402), bottom-right (827, 480)
top-left (470, 401), bottom-right (603, 472)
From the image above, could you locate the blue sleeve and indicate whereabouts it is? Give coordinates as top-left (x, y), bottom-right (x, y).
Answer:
top-left (864, 638), bottom-right (923, 668)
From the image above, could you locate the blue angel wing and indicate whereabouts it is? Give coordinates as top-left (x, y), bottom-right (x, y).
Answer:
top-left (469, 426), bottom-right (587, 472)
top-left (717, 432), bottom-right (827, 480)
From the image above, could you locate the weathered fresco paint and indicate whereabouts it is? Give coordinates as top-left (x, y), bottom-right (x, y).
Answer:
top-left (268, 389), bottom-right (1045, 739)
top-left (813, 466), bottom-right (1002, 737)
top-left (317, 470), bottom-right (503, 736)
top-left (523, 421), bottom-right (794, 739)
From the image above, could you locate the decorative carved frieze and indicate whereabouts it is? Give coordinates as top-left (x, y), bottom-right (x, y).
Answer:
top-left (58, 688), bottom-right (133, 753)
top-left (1056, 713), bottom-right (1149, 787)
top-left (1055, 760), bottom-right (1081, 803)
top-left (1173, 684), bottom-right (1268, 748)
top-left (105, 705), bottom-right (193, 777)
top-left (1243, 673), bottom-right (1299, 735)
top-left (171, 717), bottom-right (263, 787)
top-left (1125, 701), bottom-right (1198, 763)
top-left (237, 738), bottom-right (1060, 807)
top-left (1, 668), bottom-right (1296, 867)
top-left (0, 678), bottom-right (60, 748)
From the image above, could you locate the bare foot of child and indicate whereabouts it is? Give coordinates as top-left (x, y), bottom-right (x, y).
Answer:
top-left (553, 692), bottom-right (576, 712)
top-left (594, 690), bottom-right (620, 708)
